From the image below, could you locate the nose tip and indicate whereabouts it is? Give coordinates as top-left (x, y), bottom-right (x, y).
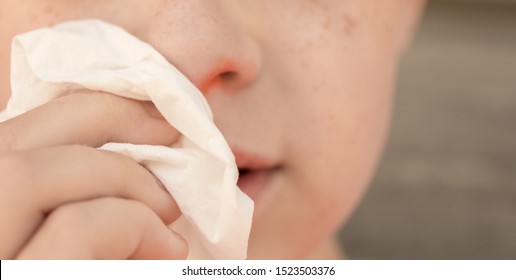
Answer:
top-left (142, 1), bottom-right (261, 95)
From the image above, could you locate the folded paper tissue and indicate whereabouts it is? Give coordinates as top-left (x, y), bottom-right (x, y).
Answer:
top-left (0, 19), bottom-right (254, 260)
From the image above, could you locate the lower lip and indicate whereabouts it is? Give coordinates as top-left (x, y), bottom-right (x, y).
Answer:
top-left (237, 168), bottom-right (277, 202)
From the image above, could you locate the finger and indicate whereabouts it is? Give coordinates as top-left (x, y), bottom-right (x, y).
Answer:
top-left (0, 145), bottom-right (179, 259)
top-left (16, 198), bottom-right (188, 260)
top-left (0, 91), bottom-right (179, 152)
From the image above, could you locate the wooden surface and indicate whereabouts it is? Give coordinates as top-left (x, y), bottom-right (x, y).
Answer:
top-left (339, 0), bottom-right (516, 259)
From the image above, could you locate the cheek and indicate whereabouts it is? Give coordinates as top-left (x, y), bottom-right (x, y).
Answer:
top-left (314, 90), bottom-right (393, 224)
top-left (287, 33), bottom-right (398, 233)
top-left (246, 3), bottom-right (400, 258)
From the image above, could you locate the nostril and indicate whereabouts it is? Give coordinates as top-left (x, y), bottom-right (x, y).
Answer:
top-left (219, 71), bottom-right (238, 81)
top-left (199, 69), bottom-right (239, 94)
top-left (198, 58), bottom-right (258, 95)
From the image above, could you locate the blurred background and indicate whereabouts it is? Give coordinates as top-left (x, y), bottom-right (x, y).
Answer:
top-left (339, 0), bottom-right (516, 259)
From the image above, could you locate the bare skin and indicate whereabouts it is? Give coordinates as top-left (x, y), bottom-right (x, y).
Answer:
top-left (0, 0), bottom-right (425, 259)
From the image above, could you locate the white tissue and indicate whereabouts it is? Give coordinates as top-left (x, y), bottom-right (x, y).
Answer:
top-left (1, 20), bottom-right (253, 259)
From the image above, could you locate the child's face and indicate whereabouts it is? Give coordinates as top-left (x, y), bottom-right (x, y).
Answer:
top-left (0, 0), bottom-right (423, 258)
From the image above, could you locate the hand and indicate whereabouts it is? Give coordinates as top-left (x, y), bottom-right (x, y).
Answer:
top-left (0, 91), bottom-right (188, 259)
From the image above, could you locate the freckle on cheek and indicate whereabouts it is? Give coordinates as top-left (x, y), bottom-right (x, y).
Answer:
top-left (44, 5), bottom-right (53, 14)
top-left (342, 14), bottom-right (357, 36)
top-left (28, 11), bottom-right (39, 22)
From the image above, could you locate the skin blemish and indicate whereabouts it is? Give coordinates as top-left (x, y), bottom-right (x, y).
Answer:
top-left (342, 14), bottom-right (358, 36)
top-left (322, 13), bottom-right (357, 37)
top-left (43, 4), bottom-right (62, 26)
top-left (27, 10), bottom-right (39, 23)
top-left (44, 5), bottom-right (53, 14)
top-left (308, 0), bottom-right (358, 36)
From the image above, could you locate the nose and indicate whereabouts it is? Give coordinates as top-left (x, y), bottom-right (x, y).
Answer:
top-left (140, 0), bottom-right (261, 95)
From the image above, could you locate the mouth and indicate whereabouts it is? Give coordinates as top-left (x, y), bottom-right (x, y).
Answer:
top-left (232, 147), bottom-right (281, 202)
